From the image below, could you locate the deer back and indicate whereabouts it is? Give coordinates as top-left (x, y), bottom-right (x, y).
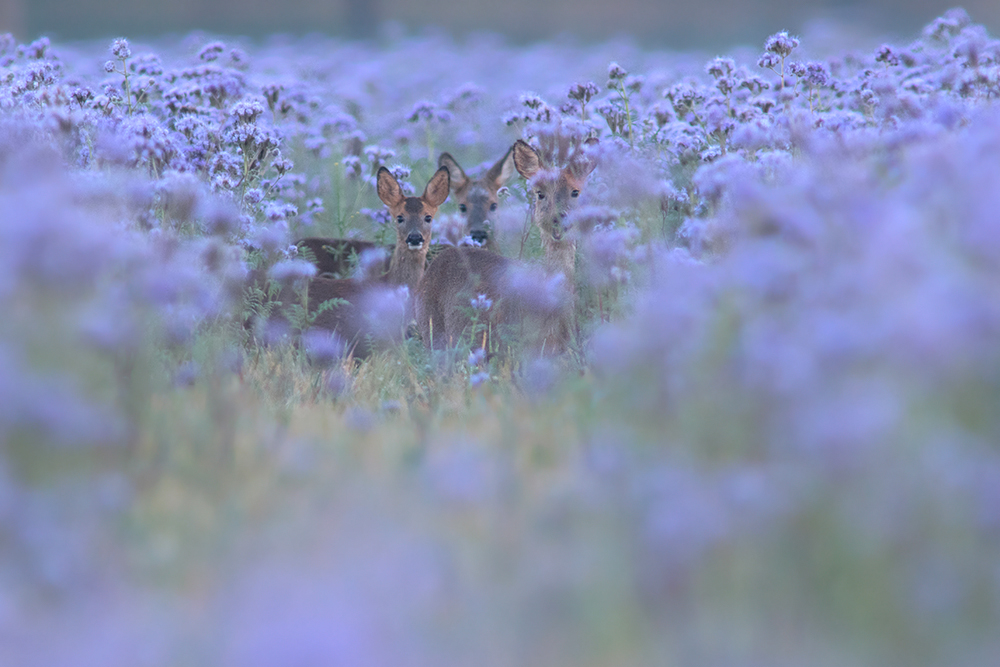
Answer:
top-left (294, 237), bottom-right (390, 279)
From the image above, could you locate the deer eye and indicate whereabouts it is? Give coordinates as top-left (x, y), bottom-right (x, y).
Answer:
top-left (424, 215), bottom-right (432, 223)
top-left (489, 202), bottom-right (498, 211)
top-left (536, 191), bottom-right (545, 200)
top-left (459, 204), bottom-right (467, 213)
top-left (571, 190), bottom-right (580, 198)
top-left (396, 215), bottom-right (404, 224)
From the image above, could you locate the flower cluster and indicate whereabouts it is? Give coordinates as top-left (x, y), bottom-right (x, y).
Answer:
top-left (2, 12), bottom-right (1000, 667)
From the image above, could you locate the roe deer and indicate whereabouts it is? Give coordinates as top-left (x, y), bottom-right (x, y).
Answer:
top-left (294, 147), bottom-right (515, 279)
top-left (278, 165), bottom-right (450, 358)
top-left (437, 146), bottom-right (515, 252)
top-left (417, 138), bottom-right (597, 356)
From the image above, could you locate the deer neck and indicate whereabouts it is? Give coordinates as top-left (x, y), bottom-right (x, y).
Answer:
top-left (542, 236), bottom-right (576, 294)
top-left (387, 245), bottom-right (427, 293)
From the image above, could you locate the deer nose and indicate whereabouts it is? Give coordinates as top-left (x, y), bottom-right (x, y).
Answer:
top-left (552, 217), bottom-right (569, 240)
top-left (406, 232), bottom-right (425, 249)
top-left (470, 229), bottom-right (489, 244)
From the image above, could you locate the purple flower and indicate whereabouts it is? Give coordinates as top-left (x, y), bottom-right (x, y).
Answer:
top-left (706, 57), bottom-right (735, 79)
top-left (876, 45), bottom-right (901, 67)
top-left (268, 258), bottom-right (317, 286)
top-left (110, 38), bottom-right (131, 60)
top-left (263, 201), bottom-right (298, 221)
top-left (198, 41), bottom-right (226, 62)
top-left (469, 293), bottom-right (493, 311)
top-left (243, 187), bottom-right (264, 205)
top-left (568, 82), bottom-right (599, 104)
top-left (407, 99), bottom-right (437, 123)
top-left (231, 97), bottom-right (265, 124)
top-left (764, 31), bottom-right (800, 57)
top-left (802, 62), bottom-right (831, 88)
top-left (302, 329), bottom-right (345, 368)
top-left (468, 348), bottom-right (486, 367)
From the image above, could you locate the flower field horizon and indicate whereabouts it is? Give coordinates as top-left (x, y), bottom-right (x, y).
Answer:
top-left (2, 7), bottom-right (1000, 665)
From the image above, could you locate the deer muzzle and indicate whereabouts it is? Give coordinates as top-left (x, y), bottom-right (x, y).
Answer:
top-left (406, 232), bottom-right (425, 250)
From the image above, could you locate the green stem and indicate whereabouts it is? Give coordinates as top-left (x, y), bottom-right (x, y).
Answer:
top-left (121, 63), bottom-right (133, 116)
top-left (619, 84), bottom-right (634, 148)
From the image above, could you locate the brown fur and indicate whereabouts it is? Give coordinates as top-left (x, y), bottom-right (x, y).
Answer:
top-left (417, 139), bottom-right (597, 357)
top-left (277, 166), bottom-right (450, 358)
top-left (293, 237), bottom-right (389, 279)
top-left (292, 148), bottom-right (514, 278)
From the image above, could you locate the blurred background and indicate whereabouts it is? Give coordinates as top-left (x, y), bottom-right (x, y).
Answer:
top-left (0, 0), bottom-right (997, 48)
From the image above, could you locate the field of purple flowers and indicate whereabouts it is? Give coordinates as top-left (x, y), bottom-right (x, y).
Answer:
top-left (3, 7), bottom-right (1000, 665)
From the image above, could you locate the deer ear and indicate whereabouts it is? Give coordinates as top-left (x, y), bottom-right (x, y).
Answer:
top-left (437, 152), bottom-right (468, 192)
top-left (513, 140), bottom-right (541, 180)
top-left (423, 166), bottom-right (451, 208)
top-left (377, 167), bottom-right (405, 207)
top-left (486, 145), bottom-right (516, 190)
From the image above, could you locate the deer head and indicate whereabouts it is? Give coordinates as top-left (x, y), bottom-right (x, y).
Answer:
top-left (513, 138), bottom-right (598, 244)
top-left (438, 147), bottom-right (515, 248)
top-left (376, 165), bottom-right (450, 256)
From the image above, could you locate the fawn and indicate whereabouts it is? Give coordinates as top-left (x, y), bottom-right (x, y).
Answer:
top-left (278, 165), bottom-right (450, 358)
top-left (294, 147), bottom-right (515, 278)
top-left (416, 138), bottom-right (597, 356)
top-left (437, 146), bottom-right (515, 252)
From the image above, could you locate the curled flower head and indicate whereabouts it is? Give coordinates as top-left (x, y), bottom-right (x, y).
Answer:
top-left (360, 207), bottom-right (391, 226)
top-left (757, 52), bottom-right (781, 70)
top-left (262, 82), bottom-right (283, 108)
top-left (923, 7), bottom-right (972, 41)
top-left (25, 36), bottom-right (50, 59)
top-left (625, 75), bottom-right (645, 93)
top-left (388, 163), bottom-right (410, 181)
top-left (875, 44), bottom-right (900, 67)
top-left (342, 155), bottom-right (362, 178)
top-left (706, 57), bottom-right (735, 79)
top-left (608, 62), bottom-right (628, 82)
top-left (243, 188), bottom-right (264, 205)
top-left (263, 201), bottom-right (298, 222)
top-left (803, 62), bottom-right (830, 88)
top-left (231, 97), bottom-right (265, 124)
top-left (407, 99), bottom-right (437, 122)
top-left (363, 144), bottom-right (396, 167)
top-left (272, 156), bottom-right (293, 175)
top-left (198, 41), bottom-right (226, 62)
top-left (110, 38), bottom-right (131, 60)
top-left (764, 31), bottom-right (800, 57)
top-left (229, 48), bottom-right (250, 68)
top-left (568, 82), bottom-right (600, 104)
top-left (446, 82), bottom-right (485, 109)
top-left (519, 93), bottom-right (546, 110)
